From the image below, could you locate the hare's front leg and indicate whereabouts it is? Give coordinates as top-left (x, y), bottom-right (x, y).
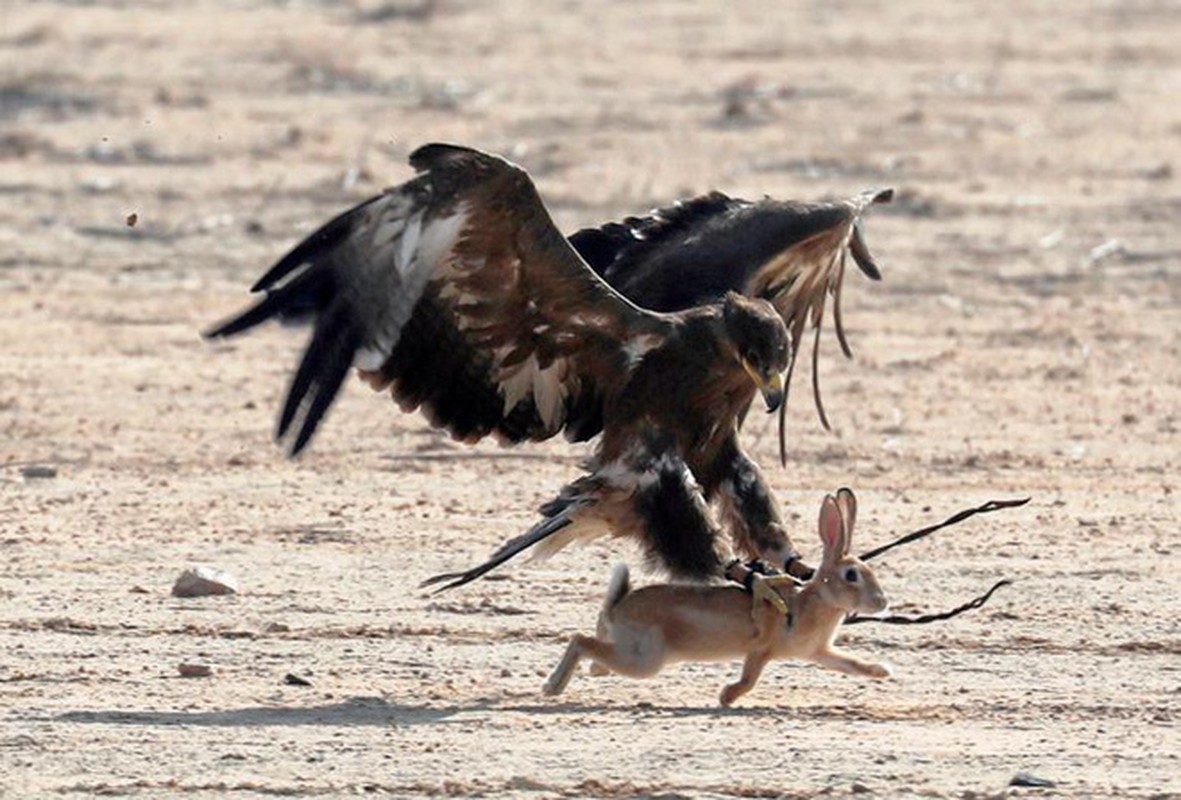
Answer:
top-left (813, 649), bottom-right (891, 679)
top-left (719, 649), bottom-right (771, 707)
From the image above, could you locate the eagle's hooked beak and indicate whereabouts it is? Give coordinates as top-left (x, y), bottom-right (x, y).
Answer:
top-left (743, 360), bottom-right (785, 413)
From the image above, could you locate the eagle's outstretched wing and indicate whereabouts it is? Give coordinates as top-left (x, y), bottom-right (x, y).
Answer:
top-left (570, 188), bottom-right (891, 464)
top-left (207, 144), bottom-right (669, 454)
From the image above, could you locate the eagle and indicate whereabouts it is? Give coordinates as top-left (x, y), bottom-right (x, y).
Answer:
top-left (208, 143), bottom-right (803, 588)
top-left (572, 185), bottom-right (891, 466)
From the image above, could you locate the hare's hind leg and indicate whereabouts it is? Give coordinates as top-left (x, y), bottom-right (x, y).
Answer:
top-left (813, 649), bottom-right (891, 679)
top-left (589, 612), bottom-right (612, 676)
top-left (544, 629), bottom-right (665, 695)
top-left (545, 635), bottom-right (636, 695)
top-left (544, 636), bottom-right (592, 696)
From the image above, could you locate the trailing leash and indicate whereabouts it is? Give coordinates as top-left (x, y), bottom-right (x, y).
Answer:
top-left (841, 497), bottom-right (1029, 626)
top-left (844, 578), bottom-right (1013, 626)
top-left (858, 497), bottom-right (1031, 562)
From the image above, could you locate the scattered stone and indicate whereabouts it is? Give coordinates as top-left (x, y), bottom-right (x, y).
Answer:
top-left (284, 673), bottom-right (312, 687)
top-left (1143, 162), bottom-right (1172, 181)
top-left (1088, 238), bottom-right (1124, 263)
top-left (264, 622), bottom-right (290, 633)
top-left (178, 663), bottom-right (212, 678)
top-left (1038, 229), bottom-right (1064, 249)
top-left (1010, 771), bottom-right (1057, 788)
top-left (125, 212), bottom-right (137, 227)
top-left (510, 776), bottom-right (549, 792)
top-left (21, 465), bottom-right (57, 480)
top-left (851, 783), bottom-right (872, 794)
top-left (128, 585), bottom-right (149, 594)
top-left (171, 566), bottom-right (237, 598)
top-left (78, 176), bottom-right (121, 195)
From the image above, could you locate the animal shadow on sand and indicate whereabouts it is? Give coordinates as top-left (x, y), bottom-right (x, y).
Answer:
top-left (54, 695), bottom-right (787, 728)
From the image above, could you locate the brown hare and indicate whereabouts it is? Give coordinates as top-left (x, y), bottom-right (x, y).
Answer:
top-left (544, 488), bottom-right (891, 706)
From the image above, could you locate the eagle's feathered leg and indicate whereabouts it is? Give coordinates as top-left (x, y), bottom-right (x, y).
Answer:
top-left (424, 436), bottom-right (726, 590)
top-left (709, 434), bottom-right (808, 576)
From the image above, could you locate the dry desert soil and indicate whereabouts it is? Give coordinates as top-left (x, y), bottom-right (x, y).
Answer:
top-left (1, 0), bottom-right (1178, 797)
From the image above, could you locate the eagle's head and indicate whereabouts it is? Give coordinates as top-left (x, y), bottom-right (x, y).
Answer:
top-left (722, 292), bottom-right (791, 412)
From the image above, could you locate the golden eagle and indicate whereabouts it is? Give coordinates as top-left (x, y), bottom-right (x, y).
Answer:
top-left (573, 186), bottom-right (891, 466)
top-left (209, 144), bottom-right (802, 587)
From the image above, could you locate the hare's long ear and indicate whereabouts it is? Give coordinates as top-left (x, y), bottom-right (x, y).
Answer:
top-left (835, 487), bottom-right (856, 554)
top-left (818, 494), bottom-right (847, 566)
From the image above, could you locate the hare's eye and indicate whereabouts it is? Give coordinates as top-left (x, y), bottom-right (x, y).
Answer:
top-left (844, 568), bottom-right (859, 583)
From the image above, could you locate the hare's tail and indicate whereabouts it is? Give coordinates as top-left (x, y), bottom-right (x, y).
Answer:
top-left (596, 564), bottom-right (631, 641)
top-left (604, 564), bottom-right (631, 610)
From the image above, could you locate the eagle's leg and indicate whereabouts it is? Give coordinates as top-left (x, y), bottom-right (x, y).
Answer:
top-left (713, 437), bottom-right (815, 580)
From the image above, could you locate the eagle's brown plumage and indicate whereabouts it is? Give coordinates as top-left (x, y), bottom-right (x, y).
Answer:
top-left (208, 143), bottom-right (798, 586)
top-left (572, 187), bottom-right (892, 465)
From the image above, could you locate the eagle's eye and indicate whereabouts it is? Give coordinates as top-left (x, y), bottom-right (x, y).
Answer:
top-left (844, 567), bottom-right (859, 583)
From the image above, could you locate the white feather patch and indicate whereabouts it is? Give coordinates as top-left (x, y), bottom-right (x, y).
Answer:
top-left (623, 333), bottom-right (662, 368)
top-left (354, 347), bottom-right (387, 371)
top-left (532, 359), bottom-right (567, 432)
top-left (417, 206), bottom-right (467, 273)
top-left (532, 516), bottom-right (611, 561)
top-left (394, 212), bottom-right (424, 279)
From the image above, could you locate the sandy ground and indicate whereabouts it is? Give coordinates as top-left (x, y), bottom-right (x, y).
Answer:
top-left (2, 0), bottom-right (1179, 797)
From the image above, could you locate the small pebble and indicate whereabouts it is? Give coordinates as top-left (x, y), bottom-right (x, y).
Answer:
top-left (509, 777), bottom-right (548, 792)
top-left (178, 663), bottom-right (212, 678)
top-left (1010, 771), bottom-right (1057, 788)
top-left (1088, 239), bottom-right (1124, 263)
top-left (284, 673), bottom-right (312, 687)
top-left (21, 465), bottom-right (57, 480)
top-left (172, 566), bottom-right (237, 598)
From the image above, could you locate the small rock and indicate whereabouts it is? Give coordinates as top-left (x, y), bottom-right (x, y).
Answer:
top-left (178, 663), bottom-right (212, 678)
top-left (78, 176), bottom-right (121, 195)
top-left (1010, 771), bottom-right (1057, 788)
top-left (264, 622), bottom-right (290, 634)
top-left (851, 783), bottom-right (872, 794)
top-left (171, 566), bottom-right (237, 598)
top-left (1038, 229), bottom-right (1064, 249)
top-left (1088, 239), bottom-right (1124, 263)
top-left (284, 673), bottom-right (312, 687)
top-left (125, 212), bottom-right (138, 227)
top-left (21, 465), bottom-right (57, 480)
top-left (510, 777), bottom-right (548, 792)
top-left (1143, 162), bottom-right (1172, 181)
top-left (128, 585), bottom-right (149, 594)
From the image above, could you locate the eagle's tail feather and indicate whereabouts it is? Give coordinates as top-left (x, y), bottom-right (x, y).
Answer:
top-left (420, 496), bottom-right (593, 592)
